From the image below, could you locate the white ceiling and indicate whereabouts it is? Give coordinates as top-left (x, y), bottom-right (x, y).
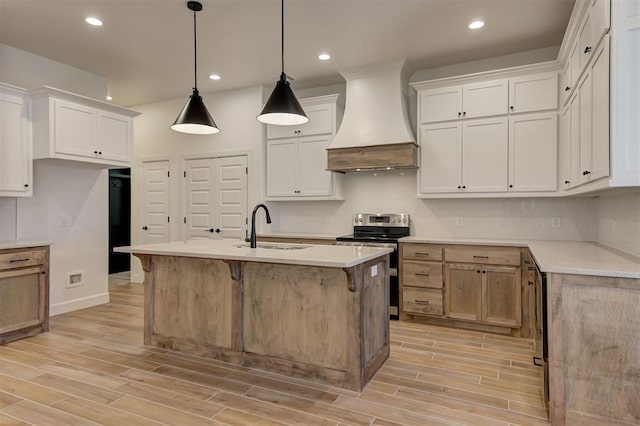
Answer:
top-left (0, 0), bottom-right (575, 107)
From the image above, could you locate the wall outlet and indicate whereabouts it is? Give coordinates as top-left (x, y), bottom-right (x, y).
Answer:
top-left (455, 217), bottom-right (464, 227)
top-left (551, 217), bottom-right (561, 228)
top-left (61, 215), bottom-right (75, 227)
top-left (371, 265), bottom-right (378, 277)
top-left (66, 270), bottom-right (84, 288)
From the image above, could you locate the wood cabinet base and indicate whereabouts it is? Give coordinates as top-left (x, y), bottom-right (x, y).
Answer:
top-left (136, 254), bottom-right (389, 391)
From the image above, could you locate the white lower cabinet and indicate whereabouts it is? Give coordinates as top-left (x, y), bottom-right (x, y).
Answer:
top-left (267, 135), bottom-right (339, 199)
top-left (30, 87), bottom-right (138, 167)
top-left (508, 113), bottom-right (558, 192)
top-left (0, 84), bottom-right (31, 197)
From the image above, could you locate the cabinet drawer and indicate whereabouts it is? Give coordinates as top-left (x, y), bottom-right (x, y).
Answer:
top-left (403, 287), bottom-right (443, 316)
top-left (402, 243), bottom-right (444, 261)
top-left (0, 249), bottom-right (47, 271)
top-left (444, 246), bottom-right (520, 266)
top-left (402, 261), bottom-right (443, 289)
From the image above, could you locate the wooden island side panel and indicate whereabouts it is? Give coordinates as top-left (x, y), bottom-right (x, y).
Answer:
top-left (548, 273), bottom-right (640, 426)
top-left (134, 252), bottom-right (390, 391)
top-left (147, 256), bottom-right (235, 350)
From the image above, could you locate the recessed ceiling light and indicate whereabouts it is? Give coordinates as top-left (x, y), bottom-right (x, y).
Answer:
top-left (106, 95), bottom-right (112, 101)
top-left (85, 17), bottom-right (103, 26)
top-left (209, 74), bottom-right (221, 80)
top-left (468, 20), bottom-right (484, 30)
top-left (318, 53), bottom-right (331, 61)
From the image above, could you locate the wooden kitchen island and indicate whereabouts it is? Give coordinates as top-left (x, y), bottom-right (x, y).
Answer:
top-left (116, 240), bottom-right (392, 391)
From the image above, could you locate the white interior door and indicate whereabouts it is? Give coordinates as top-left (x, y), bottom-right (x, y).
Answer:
top-left (185, 158), bottom-right (217, 240)
top-left (141, 160), bottom-right (170, 244)
top-left (185, 155), bottom-right (248, 241)
top-left (215, 156), bottom-right (248, 240)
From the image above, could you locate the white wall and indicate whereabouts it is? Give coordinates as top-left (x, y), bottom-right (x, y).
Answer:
top-left (267, 171), bottom-right (598, 241)
top-left (17, 161), bottom-right (110, 314)
top-left (595, 191), bottom-right (640, 257)
top-left (0, 198), bottom-right (17, 240)
top-left (0, 43), bottom-right (111, 315)
top-left (130, 85), bottom-right (265, 282)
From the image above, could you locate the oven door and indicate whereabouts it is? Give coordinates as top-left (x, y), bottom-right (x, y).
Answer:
top-left (335, 241), bottom-right (399, 319)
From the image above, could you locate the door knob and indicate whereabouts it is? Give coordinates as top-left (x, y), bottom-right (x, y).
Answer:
top-left (142, 226), bottom-right (148, 230)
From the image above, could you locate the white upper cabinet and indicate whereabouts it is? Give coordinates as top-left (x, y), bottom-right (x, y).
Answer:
top-left (508, 113), bottom-right (558, 192)
top-left (561, 61), bottom-right (572, 105)
top-left (420, 79), bottom-right (507, 123)
top-left (509, 72), bottom-right (558, 114)
top-left (569, 39), bottom-right (582, 90)
top-left (265, 94), bottom-right (343, 200)
top-left (462, 118), bottom-right (508, 193)
top-left (587, 36), bottom-right (610, 183)
top-left (29, 87), bottom-right (138, 167)
top-left (579, 10), bottom-right (594, 70)
top-left (0, 84), bottom-right (32, 197)
top-left (414, 68), bottom-right (560, 198)
top-left (559, 103), bottom-right (572, 189)
top-left (419, 123), bottom-right (462, 193)
top-left (591, 0), bottom-right (610, 49)
top-left (419, 86), bottom-right (462, 124)
top-left (267, 102), bottom-right (335, 139)
top-left (462, 79), bottom-right (508, 119)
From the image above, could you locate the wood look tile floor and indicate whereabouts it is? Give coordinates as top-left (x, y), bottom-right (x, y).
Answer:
top-left (0, 273), bottom-right (550, 426)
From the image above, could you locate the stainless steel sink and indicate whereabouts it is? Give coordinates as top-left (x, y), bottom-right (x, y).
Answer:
top-left (235, 243), bottom-right (310, 250)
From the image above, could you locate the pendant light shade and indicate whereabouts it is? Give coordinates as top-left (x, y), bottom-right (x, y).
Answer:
top-left (172, 1), bottom-right (219, 135)
top-left (257, 0), bottom-right (308, 126)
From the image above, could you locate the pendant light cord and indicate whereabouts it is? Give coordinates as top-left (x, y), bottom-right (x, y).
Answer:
top-left (193, 6), bottom-right (198, 91)
top-left (281, 0), bottom-right (285, 77)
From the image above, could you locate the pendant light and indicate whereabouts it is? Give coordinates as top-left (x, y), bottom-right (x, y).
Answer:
top-left (171, 1), bottom-right (219, 135)
top-left (257, 0), bottom-right (308, 126)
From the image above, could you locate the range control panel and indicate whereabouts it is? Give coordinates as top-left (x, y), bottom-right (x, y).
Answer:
top-left (352, 213), bottom-right (410, 227)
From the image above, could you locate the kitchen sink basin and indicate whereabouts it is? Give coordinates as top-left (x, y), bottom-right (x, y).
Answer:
top-left (235, 243), bottom-right (310, 250)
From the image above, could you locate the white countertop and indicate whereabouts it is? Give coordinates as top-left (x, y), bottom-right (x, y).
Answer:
top-left (115, 239), bottom-right (392, 268)
top-left (0, 240), bottom-right (52, 250)
top-left (258, 232), bottom-right (339, 240)
top-left (400, 236), bottom-right (640, 279)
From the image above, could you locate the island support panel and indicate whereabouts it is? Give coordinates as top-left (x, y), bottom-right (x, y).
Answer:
top-left (548, 273), bottom-right (640, 425)
top-left (136, 253), bottom-right (389, 391)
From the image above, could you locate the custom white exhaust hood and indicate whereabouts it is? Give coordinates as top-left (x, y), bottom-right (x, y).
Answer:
top-left (327, 59), bottom-right (417, 172)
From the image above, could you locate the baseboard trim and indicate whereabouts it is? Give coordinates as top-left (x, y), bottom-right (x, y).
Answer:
top-left (50, 292), bottom-right (110, 316)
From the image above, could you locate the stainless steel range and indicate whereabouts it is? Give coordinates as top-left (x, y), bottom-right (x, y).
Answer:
top-left (336, 213), bottom-right (410, 320)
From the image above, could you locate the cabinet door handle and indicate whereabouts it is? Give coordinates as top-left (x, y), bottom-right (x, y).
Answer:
top-left (528, 281), bottom-right (534, 285)
top-left (142, 226), bottom-right (148, 230)
top-left (414, 252), bottom-right (430, 256)
top-left (415, 273), bottom-right (430, 277)
top-left (458, 112), bottom-right (462, 117)
top-left (510, 106), bottom-right (514, 110)
top-left (473, 255), bottom-right (489, 259)
top-left (584, 46), bottom-right (592, 54)
top-left (9, 258), bottom-right (30, 263)
top-left (462, 111), bottom-right (466, 116)
top-left (565, 180), bottom-right (570, 184)
top-left (565, 86), bottom-right (571, 92)
top-left (414, 299), bottom-right (430, 305)
top-left (585, 170), bottom-right (591, 175)
top-left (533, 356), bottom-right (544, 367)
top-left (24, 184), bottom-right (29, 188)
top-left (476, 270), bottom-right (481, 273)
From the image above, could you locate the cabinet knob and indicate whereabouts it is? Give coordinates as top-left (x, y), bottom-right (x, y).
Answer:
top-left (565, 86), bottom-right (571, 92)
top-left (142, 226), bottom-right (148, 230)
top-left (462, 185), bottom-right (466, 189)
top-left (94, 150), bottom-right (98, 154)
top-left (462, 112), bottom-right (466, 116)
top-left (457, 185), bottom-right (461, 189)
top-left (510, 106), bottom-right (514, 110)
top-left (585, 170), bottom-right (591, 175)
top-left (584, 46), bottom-right (592, 54)
top-left (509, 184), bottom-right (513, 188)
top-left (24, 184), bottom-right (29, 188)
top-left (458, 112), bottom-right (462, 117)
top-left (98, 151), bottom-right (102, 155)
top-left (476, 270), bottom-right (480, 274)
top-left (564, 180), bottom-right (570, 184)
top-left (482, 270), bottom-right (486, 274)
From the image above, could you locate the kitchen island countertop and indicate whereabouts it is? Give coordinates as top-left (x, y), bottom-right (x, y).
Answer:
top-left (400, 236), bottom-right (640, 278)
top-left (115, 239), bottom-right (392, 268)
